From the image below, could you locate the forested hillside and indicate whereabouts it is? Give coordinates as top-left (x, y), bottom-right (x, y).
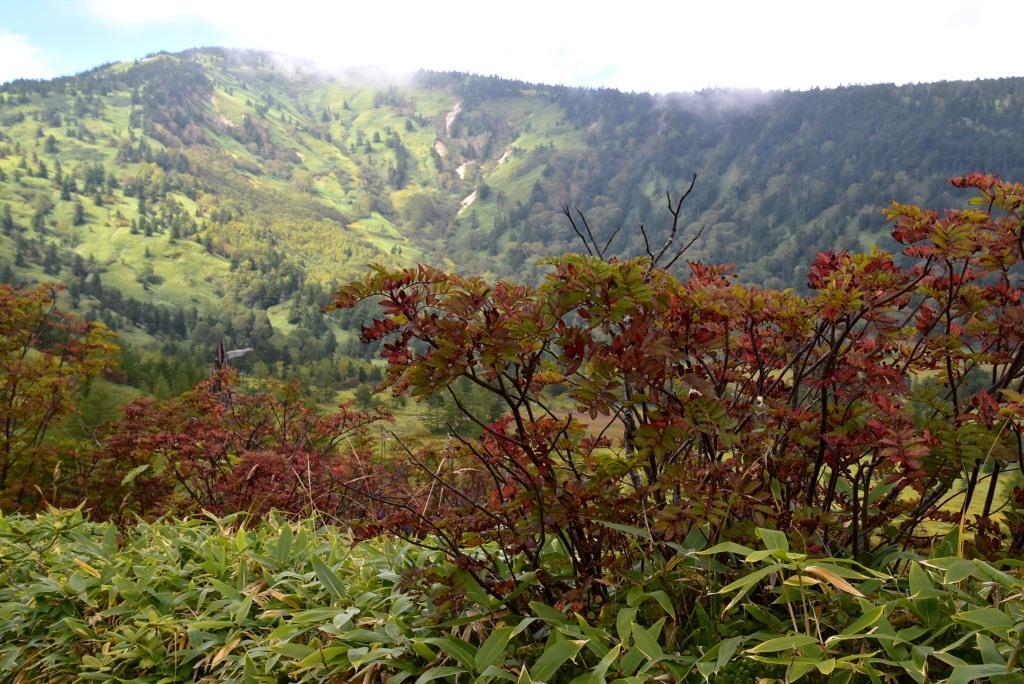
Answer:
top-left (2, 47), bottom-right (1023, 375)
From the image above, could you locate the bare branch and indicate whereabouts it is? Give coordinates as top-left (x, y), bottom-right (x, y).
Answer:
top-left (563, 206), bottom-right (594, 257)
top-left (575, 209), bottom-right (602, 259)
top-left (653, 173), bottom-right (698, 265)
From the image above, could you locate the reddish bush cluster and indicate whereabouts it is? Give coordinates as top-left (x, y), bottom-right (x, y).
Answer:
top-left (331, 175), bottom-right (1024, 602)
top-left (63, 371), bottom-right (396, 523)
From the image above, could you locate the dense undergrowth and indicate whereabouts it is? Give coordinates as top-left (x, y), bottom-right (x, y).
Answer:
top-left (0, 509), bottom-right (1021, 682)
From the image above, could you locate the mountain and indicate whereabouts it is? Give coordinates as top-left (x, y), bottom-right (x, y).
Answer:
top-left (2, 47), bottom-right (1023, 380)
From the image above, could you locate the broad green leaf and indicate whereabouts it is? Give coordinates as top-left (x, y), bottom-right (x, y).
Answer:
top-left (288, 607), bottom-right (352, 625)
top-left (943, 559), bottom-right (977, 584)
top-left (271, 642), bottom-right (316, 659)
top-left (479, 665), bottom-right (518, 682)
top-left (420, 636), bottom-right (476, 670)
top-left (415, 666), bottom-right (468, 683)
top-left (616, 606), bottom-right (637, 645)
top-left (120, 464), bottom-right (149, 486)
top-left (755, 528), bottom-right (789, 552)
top-left (275, 525), bottom-right (293, 565)
top-left (475, 626), bottom-right (515, 673)
top-left (310, 555), bottom-right (346, 602)
top-left (746, 634), bottom-right (818, 653)
top-left (698, 542), bottom-right (755, 556)
top-left (529, 601), bottom-right (569, 625)
top-left (570, 644), bottom-right (621, 684)
top-left (956, 608), bottom-right (1012, 631)
top-left (975, 633), bottom-right (1005, 666)
top-left (717, 564), bottom-right (783, 595)
top-left (631, 623), bottom-right (663, 660)
top-left (234, 594), bottom-right (253, 624)
top-left (529, 639), bottom-right (586, 682)
top-left (946, 663), bottom-right (1014, 684)
top-left (596, 520), bottom-right (653, 541)
top-left (840, 605), bottom-right (885, 637)
top-left (787, 660), bottom-right (818, 682)
top-left (716, 636), bottom-right (742, 671)
top-left (646, 590), bottom-right (675, 620)
top-left (908, 562), bottom-right (934, 596)
top-left (971, 560), bottom-right (1021, 588)
top-left (510, 617), bottom-right (538, 639)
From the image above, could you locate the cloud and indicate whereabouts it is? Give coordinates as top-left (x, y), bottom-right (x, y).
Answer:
top-left (82, 0), bottom-right (1024, 93)
top-left (0, 31), bottom-right (54, 83)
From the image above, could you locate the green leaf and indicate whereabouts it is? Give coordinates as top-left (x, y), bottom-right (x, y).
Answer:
top-left (755, 528), bottom-right (789, 552)
top-left (975, 633), bottom-right (1005, 666)
top-left (570, 644), bottom-right (621, 684)
top-left (310, 555), bottom-right (346, 602)
top-left (718, 563), bottom-right (782, 595)
top-left (908, 562), bottom-right (934, 596)
top-left (479, 665), bottom-right (518, 682)
top-left (616, 606), bottom-right (637, 645)
top-left (510, 617), bottom-right (538, 639)
top-left (475, 626), bottom-right (515, 673)
top-left (716, 636), bottom-right (742, 671)
top-left (956, 607), bottom-right (1012, 631)
top-left (946, 663), bottom-right (1014, 684)
top-left (271, 642), bottom-right (316, 660)
top-left (275, 525), bottom-right (293, 565)
top-left (815, 658), bottom-right (836, 674)
top-left (839, 605), bottom-right (886, 638)
top-left (787, 660), bottom-right (818, 682)
top-left (529, 639), bottom-right (586, 682)
top-left (971, 560), bottom-right (1021, 588)
top-left (415, 666), bottom-right (468, 683)
top-left (596, 520), bottom-right (652, 541)
top-left (120, 464), bottom-right (149, 486)
top-left (288, 607), bottom-right (353, 626)
top-left (646, 590), bottom-right (676, 620)
top-left (746, 634), bottom-right (818, 653)
top-left (529, 601), bottom-right (569, 624)
top-left (631, 623), bottom-right (663, 660)
top-left (717, 563), bottom-right (785, 613)
top-left (234, 594), bottom-right (253, 624)
top-left (618, 646), bottom-right (645, 677)
top-left (698, 541), bottom-right (755, 556)
top-left (420, 636), bottom-right (476, 670)
top-left (944, 559), bottom-right (977, 584)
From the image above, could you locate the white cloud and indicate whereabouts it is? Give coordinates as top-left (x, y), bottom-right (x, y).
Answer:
top-left (0, 31), bottom-right (54, 83)
top-left (83, 0), bottom-right (1024, 92)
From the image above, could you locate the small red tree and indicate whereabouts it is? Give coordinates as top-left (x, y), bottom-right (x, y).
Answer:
top-left (72, 371), bottom-right (393, 522)
top-left (0, 283), bottom-right (115, 510)
top-left (330, 174), bottom-right (1024, 604)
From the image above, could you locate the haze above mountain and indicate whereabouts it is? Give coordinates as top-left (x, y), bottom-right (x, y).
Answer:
top-left (7, 1), bottom-right (1024, 92)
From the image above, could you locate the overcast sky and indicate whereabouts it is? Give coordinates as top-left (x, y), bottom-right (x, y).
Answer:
top-left (1, 0), bottom-right (1022, 92)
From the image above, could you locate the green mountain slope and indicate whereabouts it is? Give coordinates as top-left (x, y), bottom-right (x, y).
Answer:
top-left (2, 47), bottom-right (1023, 362)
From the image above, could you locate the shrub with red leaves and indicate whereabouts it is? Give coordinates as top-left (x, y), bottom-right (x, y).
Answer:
top-left (67, 371), bottom-right (392, 522)
top-left (330, 175), bottom-right (1024, 605)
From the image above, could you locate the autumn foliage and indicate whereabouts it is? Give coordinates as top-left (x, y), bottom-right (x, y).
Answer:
top-left (330, 174), bottom-right (1024, 602)
top-left (0, 283), bottom-right (114, 509)
top-left (66, 371), bottom-right (391, 522)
